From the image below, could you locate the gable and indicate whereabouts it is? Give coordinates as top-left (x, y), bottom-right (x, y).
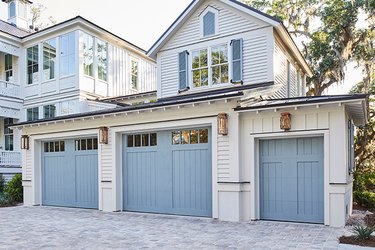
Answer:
top-left (160, 0), bottom-right (270, 52)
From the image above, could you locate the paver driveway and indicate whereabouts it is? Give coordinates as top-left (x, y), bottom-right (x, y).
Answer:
top-left (0, 206), bottom-right (343, 249)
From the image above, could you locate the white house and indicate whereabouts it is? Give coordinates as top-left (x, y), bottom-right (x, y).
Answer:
top-left (0, 0), bottom-right (157, 180)
top-left (12, 0), bottom-right (368, 227)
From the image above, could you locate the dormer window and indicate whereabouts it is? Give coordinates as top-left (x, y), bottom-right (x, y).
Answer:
top-left (200, 7), bottom-right (219, 38)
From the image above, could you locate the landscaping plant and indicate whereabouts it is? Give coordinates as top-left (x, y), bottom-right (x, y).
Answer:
top-left (352, 225), bottom-right (374, 240)
top-left (4, 174), bottom-right (23, 203)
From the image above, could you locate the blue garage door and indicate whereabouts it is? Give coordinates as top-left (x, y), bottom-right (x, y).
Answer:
top-left (260, 137), bottom-right (324, 223)
top-left (42, 138), bottom-right (98, 209)
top-left (123, 128), bottom-right (212, 217)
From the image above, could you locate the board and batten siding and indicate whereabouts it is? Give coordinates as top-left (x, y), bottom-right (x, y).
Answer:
top-left (109, 45), bottom-right (157, 97)
top-left (162, 0), bottom-right (269, 51)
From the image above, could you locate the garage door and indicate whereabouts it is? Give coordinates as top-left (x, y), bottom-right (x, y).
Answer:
top-left (42, 138), bottom-right (98, 209)
top-left (123, 128), bottom-right (212, 217)
top-left (260, 137), bottom-right (324, 223)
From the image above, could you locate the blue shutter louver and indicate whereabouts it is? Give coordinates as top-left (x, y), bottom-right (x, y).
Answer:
top-left (203, 12), bottom-right (216, 37)
top-left (178, 50), bottom-right (189, 92)
top-left (231, 38), bottom-right (243, 84)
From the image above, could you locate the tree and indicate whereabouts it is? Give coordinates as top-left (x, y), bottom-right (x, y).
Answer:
top-left (30, 3), bottom-right (56, 30)
top-left (242, 0), bottom-right (374, 96)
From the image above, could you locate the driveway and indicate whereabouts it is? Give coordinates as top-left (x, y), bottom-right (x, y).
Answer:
top-left (0, 206), bottom-right (343, 249)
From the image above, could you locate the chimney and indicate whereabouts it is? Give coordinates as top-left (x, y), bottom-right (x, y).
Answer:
top-left (2, 0), bottom-right (32, 30)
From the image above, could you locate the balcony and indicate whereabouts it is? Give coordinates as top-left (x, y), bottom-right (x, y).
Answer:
top-left (0, 150), bottom-right (21, 167)
top-left (0, 80), bottom-right (20, 99)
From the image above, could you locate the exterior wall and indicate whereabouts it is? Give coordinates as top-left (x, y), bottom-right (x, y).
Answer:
top-left (239, 104), bottom-right (350, 227)
top-left (157, 0), bottom-right (274, 99)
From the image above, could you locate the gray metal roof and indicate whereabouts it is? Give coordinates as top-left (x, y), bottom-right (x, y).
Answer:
top-left (0, 19), bottom-right (30, 38)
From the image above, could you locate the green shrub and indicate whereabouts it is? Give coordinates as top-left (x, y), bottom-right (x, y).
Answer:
top-left (352, 225), bottom-right (374, 240)
top-left (5, 174), bottom-right (22, 203)
top-left (354, 190), bottom-right (375, 208)
top-left (354, 171), bottom-right (375, 193)
top-left (0, 193), bottom-right (12, 206)
top-left (0, 175), bottom-right (5, 193)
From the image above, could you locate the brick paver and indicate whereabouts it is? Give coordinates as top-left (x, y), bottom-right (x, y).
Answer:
top-left (0, 206), bottom-right (343, 249)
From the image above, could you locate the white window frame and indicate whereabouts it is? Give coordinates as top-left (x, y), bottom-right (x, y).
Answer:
top-left (199, 6), bottom-right (219, 38)
top-left (42, 38), bottom-right (57, 82)
top-left (189, 42), bottom-right (232, 90)
top-left (5, 54), bottom-right (13, 82)
top-left (60, 32), bottom-right (76, 78)
top-left (26, 44), bottom-right (39, 85)
top-left (130, 58), bottom-right (139, 91)
top-left (97, 38), bottom-right (108, 82)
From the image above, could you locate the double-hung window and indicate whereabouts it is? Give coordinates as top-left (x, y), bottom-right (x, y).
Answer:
top-left (43, 39), bottom-right (57, 81)
top-left (27, 45), bottom-right (39, 85)
top-left (5, 54), bottom-right (12, 82)
top-left (83, 33), bottom-right (94, 77)
top-left (192, 45), bottom-right (228, 88)
top-left (27, 107), bottom-right (39, 121)
top-left (44, 105), bottom-right (56, 119)
top-left (4, 118), bottom-right (13, 151)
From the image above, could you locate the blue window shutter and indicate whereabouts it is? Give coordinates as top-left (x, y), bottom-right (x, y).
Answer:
top-left (203, 12), bottom-right (215, 37)
top-left (231, 39), bottom-right (243, 84)
top-left (178, 51), bottom-right (189, 91)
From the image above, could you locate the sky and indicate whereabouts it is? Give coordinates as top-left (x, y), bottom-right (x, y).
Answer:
top-left (0, 0), bottom-right (363, 94)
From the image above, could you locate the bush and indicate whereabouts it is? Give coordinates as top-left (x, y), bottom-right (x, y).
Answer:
top-left (352, 225), bottom-right (374, 240)
top-left (0, 175), bottom-right (5, 193)
top-left (354, 190), bottom-right (375, 209)
top-left (5, 174), bottom-right (23, 203)
top-left (0, 193), bottom-right (13, 206)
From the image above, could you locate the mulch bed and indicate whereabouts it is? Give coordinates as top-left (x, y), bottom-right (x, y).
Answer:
top-left (340, 236), bottom-right (375, 247)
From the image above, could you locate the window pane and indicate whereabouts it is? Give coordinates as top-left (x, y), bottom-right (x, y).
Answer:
top-left (135, 135), bottom-right (141, 147)
top-left (172, 131), bottom-right (181, 145)
top-left (127, 135), bottom-right (134, 147)
top-left (193, 70), bottom-right (200, 87)
top-left (97, 39), bottom-right (108, 81)
top-left (192, 51), bottom-right (200, 69)
top-left (43, 39), bottom-right (56, 81)
top-left (199, 129), bottom-right (208, 144)
top-left (54, 141), bottom-right (60, 152)
top-left (150, 133), bottom-right (157, 146)
top-left (60, 32), bottom-right (76, 77)
top-left (81, 139), bottom-right (87, 150)
top-left (60, 141), bottom-right (65, 152)
top-left (200, 49), bottom-right (208, 67)
top-left (212, 66), bottom-right (220, 85)
top-left (190, 130), bottom-right (198, 144)
top-left (49, 142), bottom-right (55, 152)
top-left (44, 142), bottom-right (49, 152)
top-left (221, 65), bottom-right (229, 83)
top-left (93, 138), bottom-right (98, 150)
top-left (201, 69), bottom-right (208, 86)
top-left (87, 138), bottom-right (93, 150)
top-left (27, 45), bottom-right (39, 84)
top-left (131, 60), bottom-right (138, 89)
top-left (142, 134), bottom-right (149, 147)
top-left (75, 140), bottom-right (80, 151)
top-left (181, 130), bottom-right (189, 144)
top-left (83, 33), bottom-right (94, 77)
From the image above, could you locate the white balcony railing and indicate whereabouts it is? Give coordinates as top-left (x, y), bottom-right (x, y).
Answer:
top-left (0, 80), bottom-right (20, 99)
top-left (0, 150), bottom-right (21, 167)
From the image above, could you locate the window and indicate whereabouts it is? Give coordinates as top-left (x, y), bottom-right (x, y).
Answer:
top-left (27, 107), bottom-right (39, 121)
top-left (131, 60), bottom-right (139, 89)
top-left (18, 2), bottom-right (26, 19)
top-left (5, 54), bottom-right (13, 82)
top-left (83, 33), bottom-right (94, 77)
top-left (348, 120), bottom-right (355, 174)
top-left (60, 32), bottom-right (76, 77)
top-left (172, 129), bottom-right (208, 145)
top-left (192, 45), bottom-right (229, 88)
top-left (44, 141), bottom-right (65, 153)
top-left (97, 39), bottom-right (108, 81)
top-left (75, 138), bottom-right (98, 151)
top-left (127, 133), bottom-right (157, 147)
top-left (192, 49), bottom-right (208, 87)
top-left (60, 100), bottom-right (76, 115)
top-left (211, 45), bottom-right (228, 85)
top-left (4, 118), bottom-right (13, 151)
top-left (9, 2), bottom-right (15, 18)
top-left (203, 11), bottom-right (216, 37)
top-left (43, 39), bottom-right (56, 81)
top-left (43, 105), bottom-right (56, 119)
top-left (27, 45), bottom-right (39, 85)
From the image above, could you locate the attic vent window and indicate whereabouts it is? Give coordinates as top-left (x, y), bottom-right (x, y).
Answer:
top-left (201, 7), bottom-right (218, 37)
top-left (9, 2), bottom-right (16, 18)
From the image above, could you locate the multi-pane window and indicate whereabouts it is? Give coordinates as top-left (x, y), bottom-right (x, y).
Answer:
top-left (75, 138), bottom-right (98, 151)
top-left (131, 60), bottom-right (139, 89)
top-left (211, 45), bottom-right (228, 84)
top-left (43, 39), bottom-right (57, 81)
top-left (5, 54), bottom-right (12, 82)
top-left (44, 141), bottom-right (65, 153)
top-left (192, 46), bottom-right (229, 88)
top-left (172, 129), bottom-right (208, 145)
top-left (27, 45), bottom-right (39, 84)
top-left (192, 49), bottom-right (208, 87)
top-left (97, 39), bottom-right (108, 81)
top-left (27, 107), bottom-right (39, 121)
top-left (127, 133), bottom-right (157, 147)
top-left (60, 32), bottom-right (76, 77)
top-left (83, 33), bottom-right (94, 77)
top-left (4, 118), bottom-right (13, 151)
top-left (43, 105), bottom-right (56, 119)
top-left (60, 100), bottom-right (76, 115)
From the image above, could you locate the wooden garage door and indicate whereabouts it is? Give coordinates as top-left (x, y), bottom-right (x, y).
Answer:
top-left (42, 138), bottom-right (98, 209)
top-left (260, 137), bottom-right (324, 223)
top-left (123, 128), bottom-right (212, 217)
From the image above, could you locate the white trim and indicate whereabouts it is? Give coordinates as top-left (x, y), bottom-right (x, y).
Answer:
top-left (250, 130), bottom-right (330, 225)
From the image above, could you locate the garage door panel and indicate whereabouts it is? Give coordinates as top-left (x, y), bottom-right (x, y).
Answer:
top-left (75, 154), bottom-right (98, 208)
top-left (260, 137), bottom-right (324, 224)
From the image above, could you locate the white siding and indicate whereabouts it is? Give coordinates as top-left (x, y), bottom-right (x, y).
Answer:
top-left (162, 0), bottom-right (268, 51)
top-left (160, 53), bottom-right (179, 97)
top-left (25, 143), bottom-right (32, 180)
top-left (100, 132), bottom-right (112, 182)
top-left (217, 135), bottom-right (230, 181)
top-left (272, 40), bottom-right (287, 98)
